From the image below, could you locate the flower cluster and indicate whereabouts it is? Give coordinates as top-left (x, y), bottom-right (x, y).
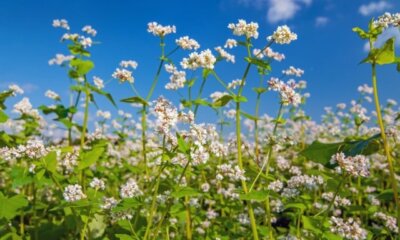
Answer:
top-left (120, 178), bottom-right (143, 198)
top-left (282, 66), bottom-right (304, 77)
top-left (330, 152), bottom-right (370, 177)
top-left (215, 46), bottom-right (235, 63)
top-left (228, 19), bottom-right (259, 39)
top-left (153, 96), bottom-right (178, 134)
top-left (216, 163), bottom-right (246, 182)
top-left (176, 36), bottom-right (200, 50)
top-left (374, 12), bottom-right (400, 28)
top-left (267, 25), bottom-right (297, 44)
top-left (147, 22), bottom-right (176, 37)
top-left (181, 49), bottom-right (216, 70)
top-left (373, 212), bottom-right (399, 233)
top-left (268, 78), bottom-right (302, 106)
top-left (164, 64), bottom-right (186, 90)
top-left (63, 184), bottom-right (86, 202)
top-left (330, 217), bottom-right (367, 240)
top-left (45, 90), bottom-right (60, 100)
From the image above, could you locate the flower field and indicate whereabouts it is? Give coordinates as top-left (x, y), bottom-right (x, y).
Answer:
top-left (1, 13), bottom-right (400, 240)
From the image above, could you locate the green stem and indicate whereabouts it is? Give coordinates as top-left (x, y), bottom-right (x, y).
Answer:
top-left (234, 38), bottom-right (259, 240)
top-left (194, 77), bottom-right (207, 116)
top-left (81, 189), bottom-right (98, 240)
top-left (371, 62), bottom-right (400, 230)
top-left (143, 137), bottom-right (166, 240)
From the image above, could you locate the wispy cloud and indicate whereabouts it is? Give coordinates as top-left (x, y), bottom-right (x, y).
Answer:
top-left (237, 0), bottom-right (312, 24)
top-left (315, 16), bottom-right (329, 27)
top-left (359, 1), bottom-right (391, 16)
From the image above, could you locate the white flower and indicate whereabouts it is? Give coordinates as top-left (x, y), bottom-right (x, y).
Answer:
top-left (13, 97), bottom-right (40, 118)
top-left (176, 36), bottom-right (200, 50)
top-left (374, 12), bottom-right (400, 28)
top-left (181, 49), bottom-right (216, 70)
top-left (330, 217), bottom-right (367, 240)
top-left (267, 25), bottom-right (297, 44)
top-left (112, 68), bottom-right (134, 83)
top-left (9, 84), bottom-right (24, 95)
top-left (330, 152), bottom-right (370, 177)
top-left (89, 178), bottom-right (106, 190)
top-left (120, 60), bottom-right (138, 69)
top-left (282, 66), bottom-right (304, 77)
top-left (224, 39), bottom-right (237, 49)
top-left (120, 178), bottom-right (143, 198)
top-left (101, 197), bottom-right (119, 210)
top-left (96, 110), bottom-right (111, 120)
top-left (45, 90), bottom-right (60, 100)
top-left (93, 76), bottom-right (104, 89)
top-left (263, 47), bottom-right (285, 61)
top-left (82, 25), bottom-right (97, 36)
top-left (63, 184), bottom-right (86, 202)
top-left (52, 19), bottom-right (70, 30)
top-left (228, 19), bottom-right (259, 39)
top-left (48, 54), bottom-right (74, 65)
top-left (147, 22), bottom-right (176, 37)
top-left (79, 37), bottom-right (92, 48)
top-left (215, 46), bottom-right (235, 63)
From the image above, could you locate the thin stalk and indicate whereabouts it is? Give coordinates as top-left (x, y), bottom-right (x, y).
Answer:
top-left (80, 189), bottom-right (98, 240)
top-left (194, 77), bottom-right (207, 116)
top-left (143, 136), bottom-right (166, 240)
top-left (140, 38), bottom-right (166, 179)
top-left (249, 103), bottom-right (283, 191)
top-left (235, 38), bottom-right (259, 240)
top-left (371, 63), bottom-right (400, 229)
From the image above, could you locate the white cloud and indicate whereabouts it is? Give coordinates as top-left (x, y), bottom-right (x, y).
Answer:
top-left (315, 16), bottom-right (329, 27)
top-left (359, 1), bottom-right (391, 16)
top-left (268, 0), bottom-right (312, 23)
top-left (237, 0), bottom-right (312, 23)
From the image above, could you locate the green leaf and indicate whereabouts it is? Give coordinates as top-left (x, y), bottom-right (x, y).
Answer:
top-left (0, 90), bottom-right (14, 109)
top-left (240, 111), bottom-right (260, 121)
top-left (341, 134), bottom-right (381, 156)
top-left (88, 85), bottom-right (117, 108)
top-left (202, 69), bottom-right (212, 79)
top-left (115, 234), bottom-right (136, 240)
top-left (300, 141), bottom-right (342, 166)
top-left (43, 151), bottom-right (57, 173)
top-left (171, 187), bottom-right (200, 198)
top-left (78, 146), bottom-right (105, 170)
top-left (120, 96), bottom-right (148, 106)
top-left (212, 95), bottom-right (233, 108)
top-left (0, 192), bottom-right (29, 220)
top-left (375, 38), bottom-right (396, 65)
top-left (302, 216), bottom-right (323, 235)
top-left (352, 27), bottom-right (369, 39)
top-left (240, 190), bottom-right (269, 202)
top-left (70, 59), bottom-right (94, 76)
top-left (284, 202), bottom-right (307, 211)
top-left (233, 95), bottom-right (247, 103)
top-left (68, 44), bottom-right (90, 57)
top-left (301, 134), bottom-right (381, 167)
top-left (177, 133), bottom-right (189, 154)
top-left (252, 87), bottom-right (268, 94)
top-left (0, 110), bottom-right (8, 123)
top-left (361, 38), bottom-right (396, 65)
top-left (245, 57), bottom-right (271, 71)
top-left (193, 98), bottom-right (211, 107)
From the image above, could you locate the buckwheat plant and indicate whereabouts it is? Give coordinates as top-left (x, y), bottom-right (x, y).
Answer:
top-left (1, 15), bottom-right (400, 240)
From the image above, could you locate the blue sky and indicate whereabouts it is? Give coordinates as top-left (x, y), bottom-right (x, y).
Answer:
top-left (0, 0), bottom-right (400, 123)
